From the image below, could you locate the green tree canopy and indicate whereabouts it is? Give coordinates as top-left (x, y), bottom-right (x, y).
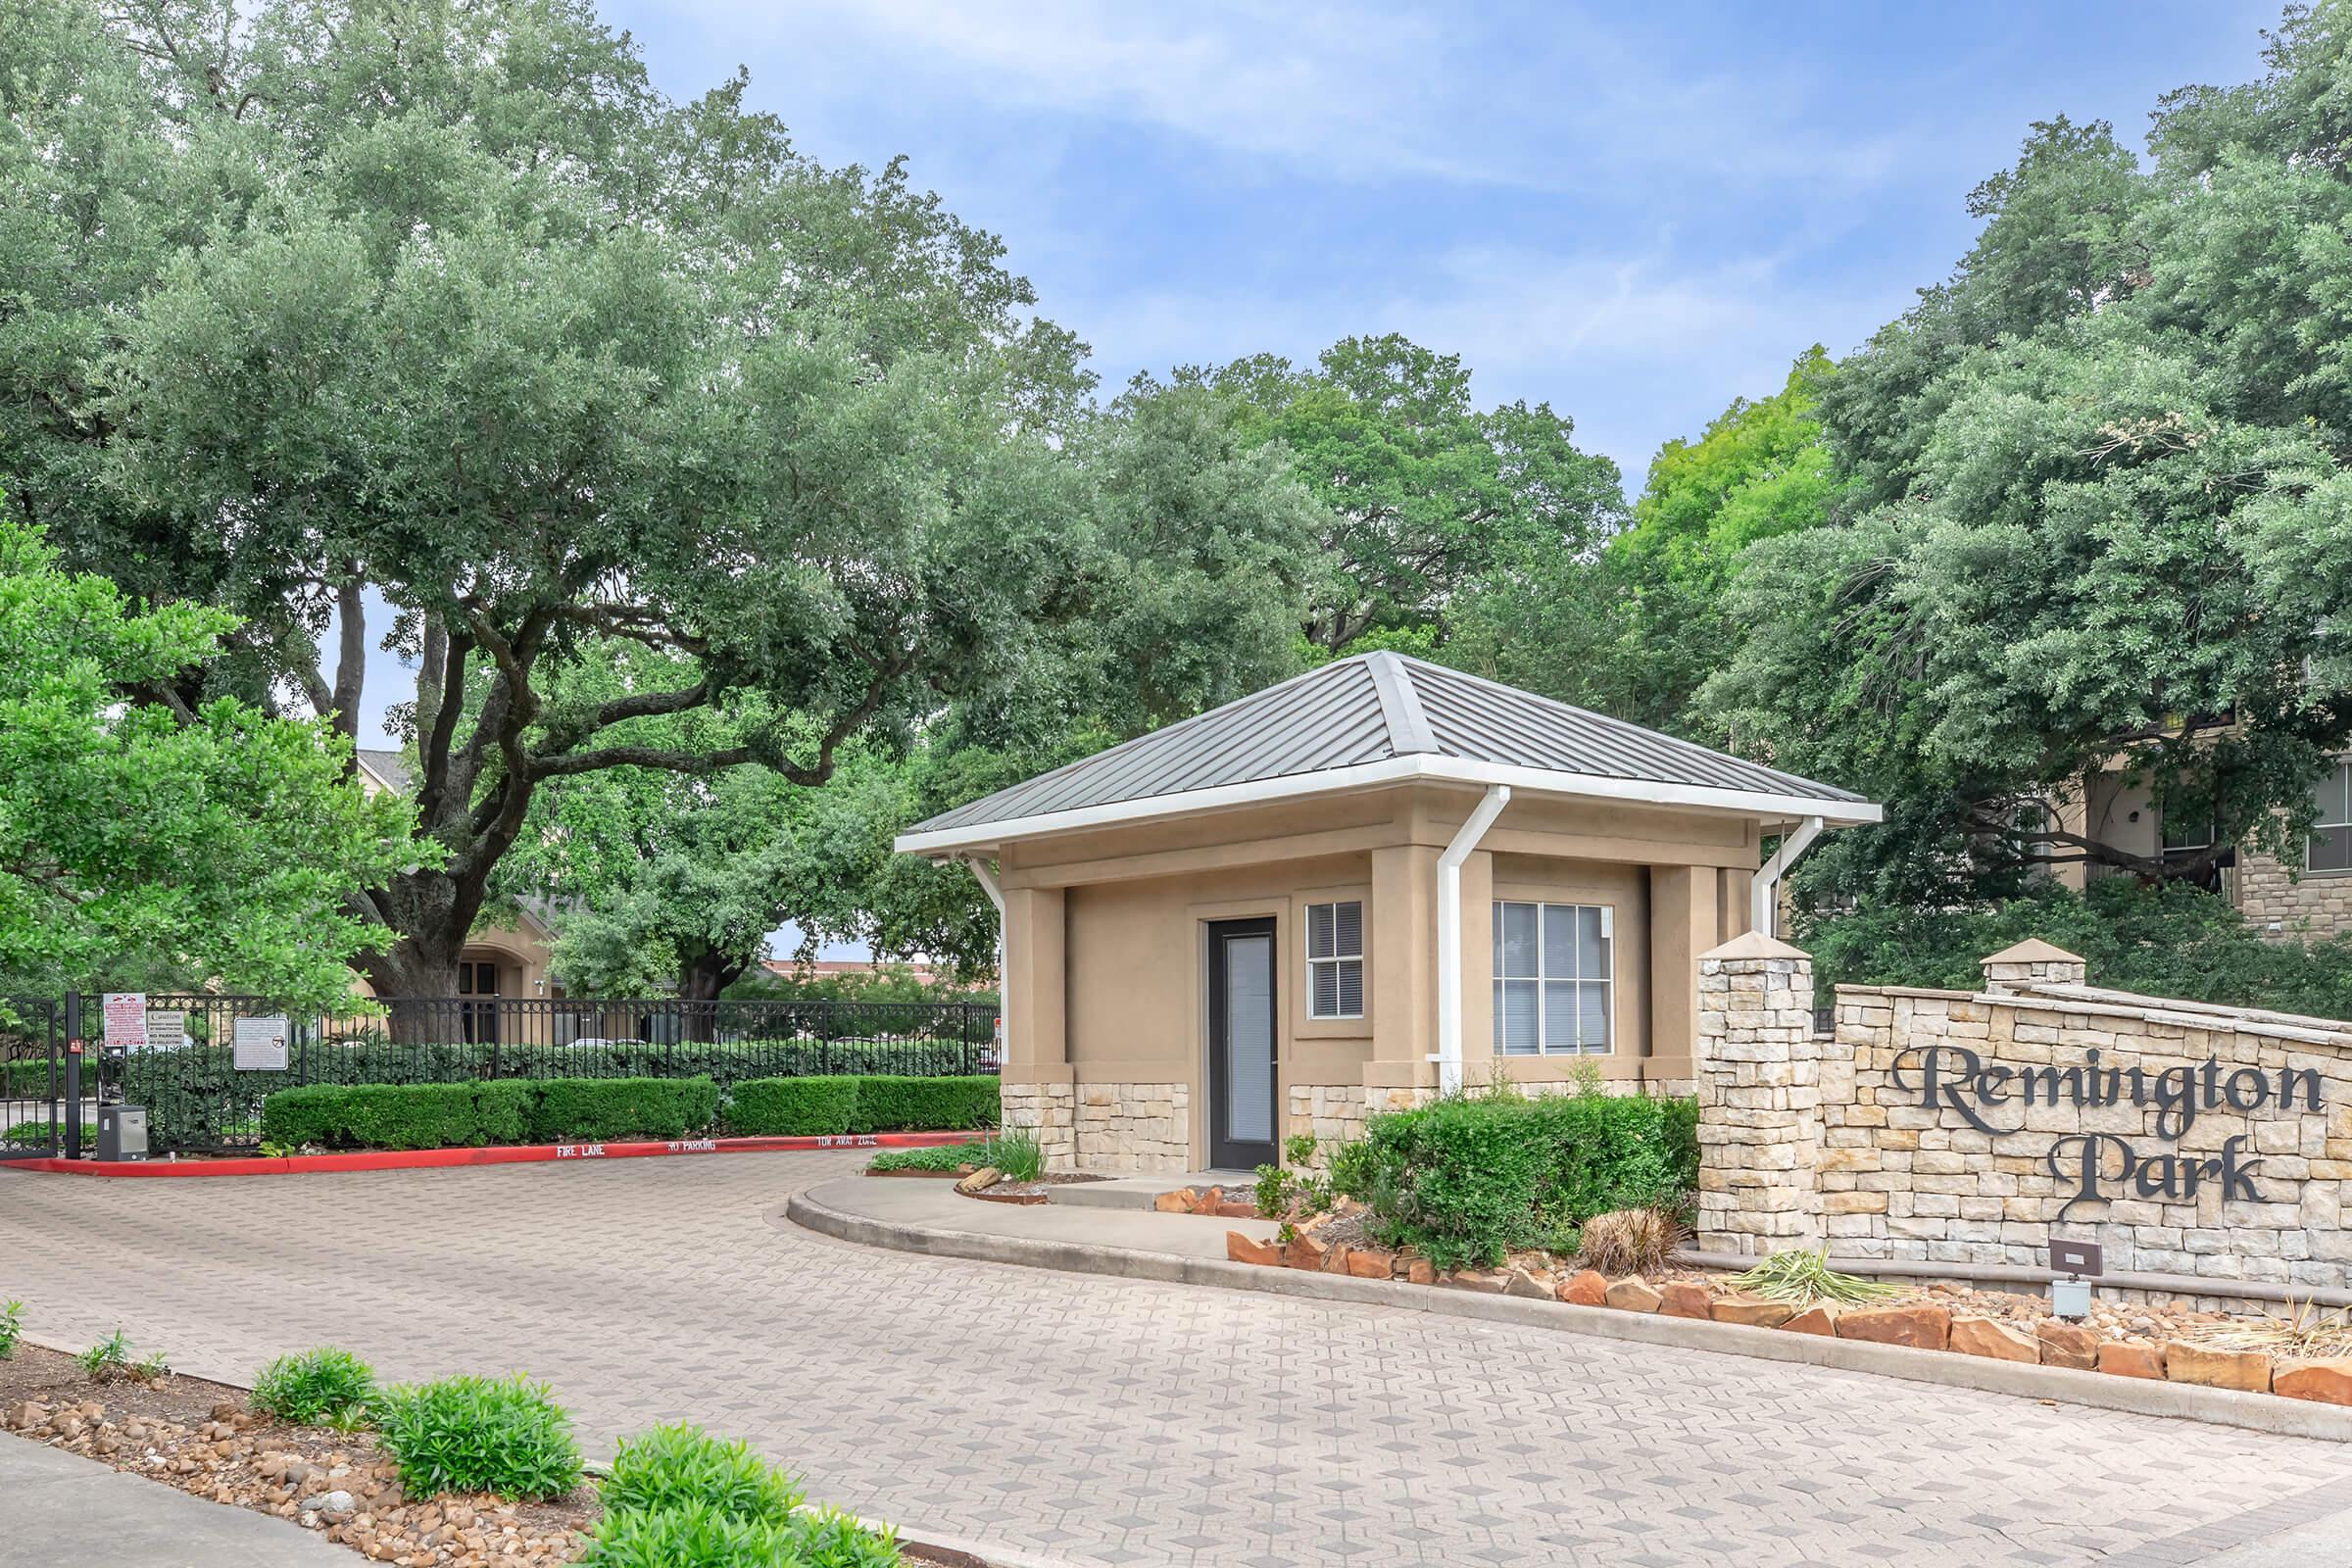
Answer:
top-left (0, 514), bottom-right (416, 1003)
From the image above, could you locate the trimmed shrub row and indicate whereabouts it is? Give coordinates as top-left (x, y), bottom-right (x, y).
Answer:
top-left (119, 1039), bottom-right (992, 1152)
top-left (259, 1074), bottom-right (998, 1151)
top-left (723, 1074), bottom-right (999, 1136)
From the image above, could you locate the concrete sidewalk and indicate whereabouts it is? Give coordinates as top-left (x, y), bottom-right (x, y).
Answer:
top-left (0, 1438), bottom-right (347, 1568)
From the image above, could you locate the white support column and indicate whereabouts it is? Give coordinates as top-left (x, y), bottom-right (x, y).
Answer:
top-left (962, 858), bottom-right (1007, 1057)
top-left (1434, 785), bottom-right (1510, 1096)
top-left (1751, 814), bottom-right (1825, 938)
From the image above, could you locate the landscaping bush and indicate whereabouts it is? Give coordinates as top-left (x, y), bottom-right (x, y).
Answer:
top-left (525, 1077), bottom-right (719, 1143)
top-left (260, 1081), bottom-right (535, 1152)
top-left (0, 1300), bottom-right (21, 1359)
top-left (1349, 1083), bottom-right (1699, 1271)
top-left (252, 1348), bottom-right (377, 1426)
top-left (724, 1076), bottom-right (859, 1136)
top-left (846, 1075), bottom-right (999, 1133)
top-left (373, 1374), bottom-right (583, 1500)
top-left (867, 1141), bottom-right (986, 1173)
top-left (1801, 879), bottom-right (2352, 1020)
top-left (601, 1424), bottom-right (802, 1527)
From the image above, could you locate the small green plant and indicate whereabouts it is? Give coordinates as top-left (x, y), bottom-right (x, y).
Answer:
top-left (322, 1403), bottom-right (372, 1437)
top-left (582, 1499), bottom-right (901, 1567)
top-left (866, 1142), bottom-right (986, 1173)
top-left (373, 1374), bottom-right (584, 1500)
top-left (253, 1348), bottom-right (378, 1426)
top-left (1727, 1248), bottom-right (1903, 1306)
top-left (1252, 1135), bottom-right (1340, 1224)
top-left (76, 1329), bottom-right (168, 1383)
top-left (257, 1141), bottom-right (298, 1158)
top-left (976, 1126), bottom-right (1044, 1183)
top-left (602, 1424), bottom-right (803, 1527)
top-left (0, 1299), bottom-right (21, 1360)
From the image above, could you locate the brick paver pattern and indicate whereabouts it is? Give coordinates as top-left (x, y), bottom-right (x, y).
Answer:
top-left (3, 1153), bottom-right (2347, 1567)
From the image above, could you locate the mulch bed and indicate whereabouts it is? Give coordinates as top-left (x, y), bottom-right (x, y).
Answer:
top-left (0, 1343), bottom-right (981, 1566)
top-left (966, 1172), bottom-right (1104, 1202)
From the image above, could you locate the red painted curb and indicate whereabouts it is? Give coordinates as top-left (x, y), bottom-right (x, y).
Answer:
top-left (9, 1130), bottom-right (979, 1178)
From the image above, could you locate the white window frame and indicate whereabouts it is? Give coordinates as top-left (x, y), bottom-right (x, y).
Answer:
top-left (1304, 900), bottom-right (1364, 1020)
top-left (1492, 901), bottom-right (1614, 1056)
top-left (2311, 760), bottom-right (2352, 874)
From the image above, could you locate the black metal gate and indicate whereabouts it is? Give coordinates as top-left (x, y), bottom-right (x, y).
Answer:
top-left (0, 998), bottom-right (62, 1161)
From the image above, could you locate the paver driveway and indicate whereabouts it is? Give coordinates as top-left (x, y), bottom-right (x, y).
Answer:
top-left (3, 1152), bottom-right (2348, 1568)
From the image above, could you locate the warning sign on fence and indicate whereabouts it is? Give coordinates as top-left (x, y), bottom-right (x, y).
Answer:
top-left (232, 1016), bottom-right (290, 1072)
top-left (102, 993), bottom-right (148, 1049)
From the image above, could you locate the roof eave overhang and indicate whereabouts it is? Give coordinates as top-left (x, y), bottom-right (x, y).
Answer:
top-left (893, 754), bottom-right (1882, 859)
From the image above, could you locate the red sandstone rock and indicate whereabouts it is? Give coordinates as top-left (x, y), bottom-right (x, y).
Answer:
top-left (2275, 1359), bottom-right (2352, 1405)
top-left (1949, 1315), bottom-right (2039, 1364)
top-left (1226, 1232), bottom-right (1282, 1267)
top-left (1603, 1276), bottom-right (1663, 1312)
top-left (1835, 1302), bottom-right (1950, 1350)
top-left (2097, 1342), bottom-right (2165, 1380)
top-left (1284, 1234), bottom-right (1330, 1271)
top-left (2033, 1318), bottom-right (2100, 1371)
top-left (1405, 1256), bottom-right (1436, 1286)
top-left (1215, 1200), bottom-right (1259, 1219)
top-left (2164, 1341), bottom-right (2272, 1393)
top-left (1346, 1248), bottom-right (1395, 1279)
top-left (1442, 1268), bottom-right (1507, 1294)
top-left (1782, 1304), bottom-right (1838, 1337)
top-left (1153, 1189), bottom-right (1195, 1213)
top-left (1557, 1269), bottom-right (1608, 1306)
top-left (1709, 1294), bottom-right (1793, 1330)
top-left (1659, 1282), bottom-right (1713, 1319)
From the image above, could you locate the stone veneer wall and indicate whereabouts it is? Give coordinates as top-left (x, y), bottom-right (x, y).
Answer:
top-left (998, 1081), bottom-right (1074, 1169)
top-left (1071, 1082), bottom-right (1190, 1173)
top-left (2235, 845), bottom-right (2352, 940)
top-left (1697, 940), bottom-right (2352, 1291)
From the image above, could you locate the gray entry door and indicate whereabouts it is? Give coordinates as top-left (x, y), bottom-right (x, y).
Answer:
top-left (1207, 918), bottom-right (1278, 1170)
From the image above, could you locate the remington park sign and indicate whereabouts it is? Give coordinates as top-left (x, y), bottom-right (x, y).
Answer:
top-left (1892, 1044), bottom-right (2323, 1217)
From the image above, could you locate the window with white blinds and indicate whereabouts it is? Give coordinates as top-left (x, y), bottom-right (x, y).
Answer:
top-left (1305, 900), bottom-right (1364, 1019)
top-left (1493, 901), bottom-right (1612, 1055)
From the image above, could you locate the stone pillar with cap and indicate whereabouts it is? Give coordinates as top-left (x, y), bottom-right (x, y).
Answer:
top-left (1693, 930), bottom-right (1824, 1255)
top-left (1978, 937), bottom-right (2087, 994)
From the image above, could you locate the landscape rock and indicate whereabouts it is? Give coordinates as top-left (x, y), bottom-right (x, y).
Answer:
top-left (1404, 1256), bottom-right (1436, 1286)
top-left (1504, 1268), bottom-right (1553, 1300)
top-left (2164, 1341), bottom-right (2273, 1393)
top-left (1284, 1234), bottom-right (1330, 1271)
top-left (1835, 1302), bottom-right (1949, 1350)
top-left (1345, 1248), bottom-right (1395, 1279)
top-left (2096, 1341), bottom-right (2166, 1380)
top-left (1782, 1304), bottom-right (1838, 1337)
top-left (2033, 1318), bottom-right (2101, 1370)
top-left (1225, 1231), bottom-right (1282, 1267)
top-left (2274, 1359), bottom-right (2352, 1406)
top-left (953, 1166), bottom-right (1001, 1195)
top-left (1152, 1189), bottom-right (1193, 1213)
top-left (1659, 1282), bottom-right (1713, 1319)
top-left (1442, 1268), bottom-right (1506, 1294)
top-left (1949, 1315), bottom-right (2039, 1364)
top-left (1603, 1276), bottom-right (1662, 1312)
top-left (1557, 1269), bottom-right (1608, 1307)
top-left (1709, 1294), bottom-right (1793, 1329)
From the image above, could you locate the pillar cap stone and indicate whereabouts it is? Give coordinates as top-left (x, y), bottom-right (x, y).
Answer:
top-left (1701, 930), bottom-right (1810, 962)
top-left (1980, 938), bottom-right (2084, 965)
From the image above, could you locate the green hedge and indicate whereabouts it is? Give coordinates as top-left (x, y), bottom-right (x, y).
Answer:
top-left (527, 1078), bottom-right (719, 1143)
top-left (260, 1081), bottom-right (536, 1152)
top-left (1347, 1085), bottom-right (1699, 1271)
top-left (259, 1073), bottom-right (999, 1151)
top-left (725, 1076), bottom-right (858, 1136)
top-left (3, 1059), bottom-right (56, 1097)
top-left (848, 1075), bottom-right (1000, 1133)
top-left (119, 1038), bottom-right (992, 1152)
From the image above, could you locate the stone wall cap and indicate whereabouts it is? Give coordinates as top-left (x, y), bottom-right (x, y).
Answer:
top-left (1701, 930), bottom-right (1811, 961)
top-left (1981, 938), bottom-right (2084, 965)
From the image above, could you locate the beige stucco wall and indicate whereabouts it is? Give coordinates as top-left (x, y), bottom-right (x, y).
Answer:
top-left (995, 781), bottom-right (1760, 1170)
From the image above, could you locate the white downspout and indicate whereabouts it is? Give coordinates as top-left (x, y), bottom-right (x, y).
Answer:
top-left (962, 858), bottom-right (1007, 1061)
top-left (1751, 815), bottom-right (1826, 938)
top-left (1434, 785), bottom-right (1510, 1097)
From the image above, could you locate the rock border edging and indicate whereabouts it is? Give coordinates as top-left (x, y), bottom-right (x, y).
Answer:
top-left (783, 1183), bottom-right (2352, 1444)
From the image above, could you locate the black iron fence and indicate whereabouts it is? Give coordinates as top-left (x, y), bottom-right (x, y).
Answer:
top-left (0, 998), bottom-right (62, 1160)
top-left (38, 993), bottom-right (999, 1156)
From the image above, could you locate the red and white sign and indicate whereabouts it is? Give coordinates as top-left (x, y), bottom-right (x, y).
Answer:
top-left (102, 994), bottom-right (148, 1049)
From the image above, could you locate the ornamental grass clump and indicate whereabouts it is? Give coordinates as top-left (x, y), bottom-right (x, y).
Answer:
top-left (2184, 1298), bottom-right (2352, 1359)
top-left (977, 1126), bottom-right (1045, 1183)
top-left (601, 1424), bottom-right (803, 1527)
top-left (1727, 1248), bottom-right (1903, 1307)
top-left (252, 1347), bottom-right (377, 1427)
top-left (1576, 1207), bottom-right (1682, 1276)
top-left (373, 1374), bottom-right (583, 1501)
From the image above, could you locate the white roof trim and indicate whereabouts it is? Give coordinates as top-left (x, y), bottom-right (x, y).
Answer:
top-left (1364, 651), bottom-right (1439, 755)
top-left (894, 752), bottom-right (1883, 857)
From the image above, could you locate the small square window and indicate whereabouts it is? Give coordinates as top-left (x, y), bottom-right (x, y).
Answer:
top-left (1305, 900), bottom-right (1363, 1020)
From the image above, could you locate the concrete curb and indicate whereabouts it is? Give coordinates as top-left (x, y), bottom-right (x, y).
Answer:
top-left (785, 1185), bottom-right (2352, 1444)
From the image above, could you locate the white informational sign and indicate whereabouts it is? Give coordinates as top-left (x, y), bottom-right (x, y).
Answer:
top-left (146, 1009), bottom-right (187, 1052)
top-left (102, 993), bottom-right (148, 1049)
top-left (232, 1015), bottom-right (291, 1072)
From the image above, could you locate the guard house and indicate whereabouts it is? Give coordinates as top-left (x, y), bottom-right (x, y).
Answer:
top-left (894, 654), bottom-right (1880, 1172)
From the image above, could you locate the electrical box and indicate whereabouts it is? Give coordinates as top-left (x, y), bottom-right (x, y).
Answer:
top-left (97, 1103), bottom-right (147, 1162)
